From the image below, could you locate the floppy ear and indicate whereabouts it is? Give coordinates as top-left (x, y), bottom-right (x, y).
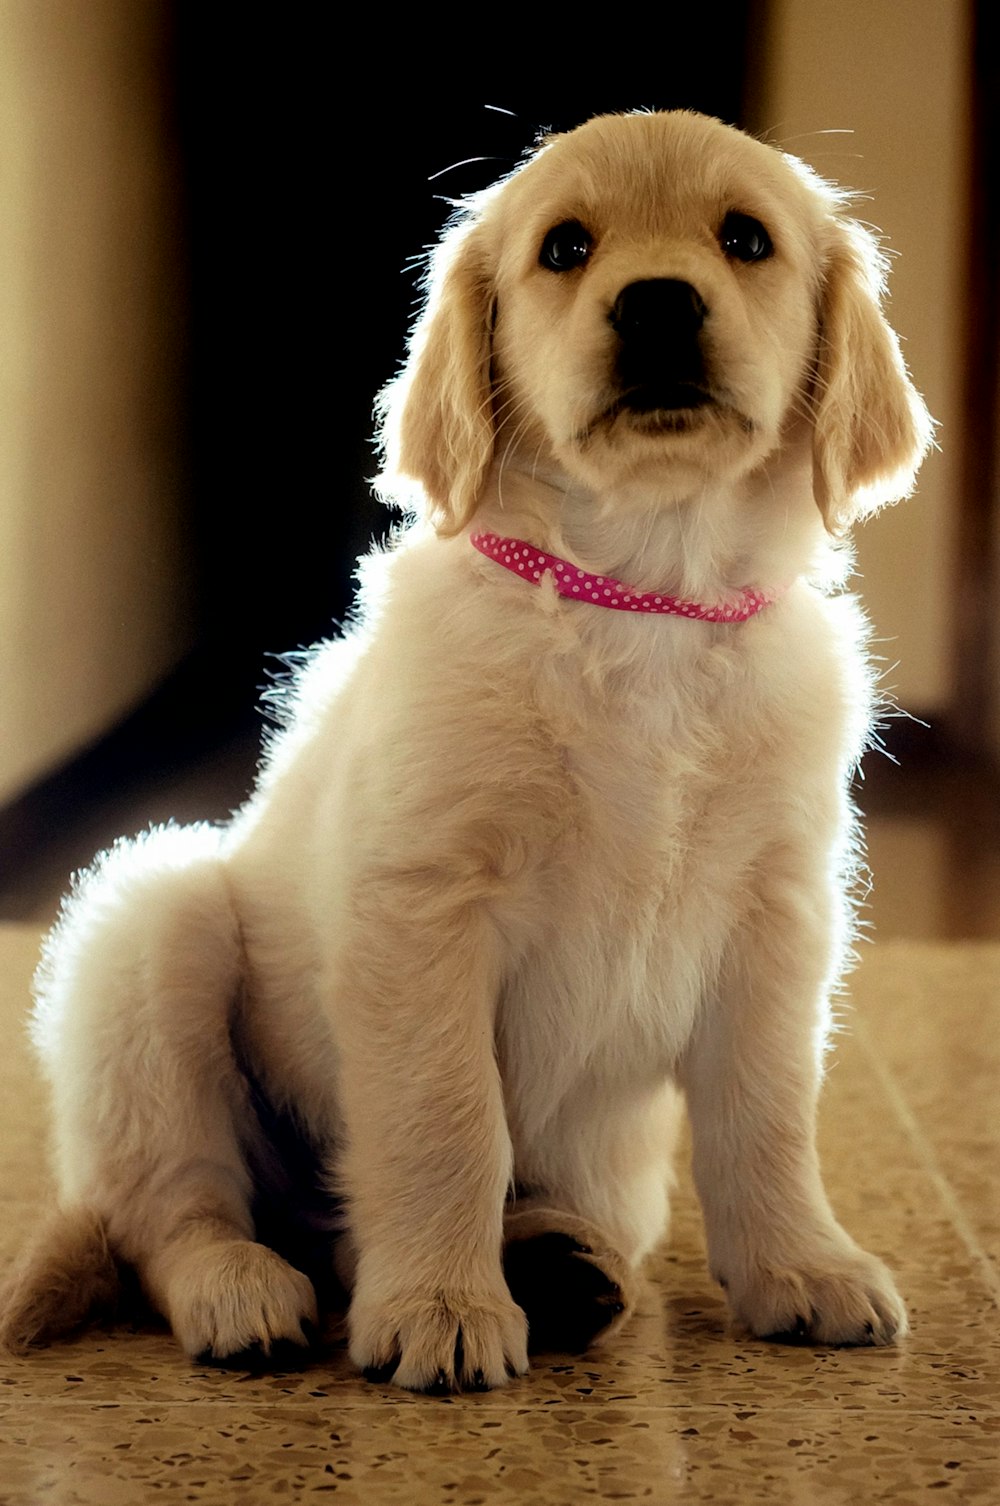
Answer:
top-left (377, 213), bottom-right (496, 535)
top-left (812, 221), bottom-right (933, 533)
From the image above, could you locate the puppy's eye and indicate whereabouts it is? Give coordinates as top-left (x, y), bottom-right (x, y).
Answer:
top-left (719, 211), bottom-right (773, 263)
top-left (539, 220), bottom-right (593, 272)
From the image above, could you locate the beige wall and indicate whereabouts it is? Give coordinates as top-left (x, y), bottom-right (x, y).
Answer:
top-left (0, 0), bottom-right (191, 807)
top-left (755, 0), bottom-right (971, 717)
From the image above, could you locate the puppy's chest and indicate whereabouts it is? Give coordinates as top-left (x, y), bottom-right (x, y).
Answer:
top-left (501, 643), bottom-right (769, 1070)
top-left (555, 642), bottom-right (759, 881)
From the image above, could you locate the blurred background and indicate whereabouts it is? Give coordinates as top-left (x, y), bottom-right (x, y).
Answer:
top-left (0, 0), bottom-right (996, 937)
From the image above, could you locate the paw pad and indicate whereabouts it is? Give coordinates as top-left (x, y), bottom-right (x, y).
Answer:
top-left (503, 1231), bottom-right (626, 1354)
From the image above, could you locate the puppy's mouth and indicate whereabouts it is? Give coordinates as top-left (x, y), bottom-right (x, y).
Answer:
top-left (622, 379), bottom-right (712, 411)
top-left (619, 381), bottom-right (714, 419)
top-left (580, 382), bottom-right (719, 440)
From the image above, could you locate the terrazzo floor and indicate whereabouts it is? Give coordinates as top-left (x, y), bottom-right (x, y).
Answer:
top-left (0, 923), bottom-right (997, 1504)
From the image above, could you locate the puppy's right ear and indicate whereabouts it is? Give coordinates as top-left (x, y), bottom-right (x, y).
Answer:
top-left (377, 213), bottom-right (495, 535)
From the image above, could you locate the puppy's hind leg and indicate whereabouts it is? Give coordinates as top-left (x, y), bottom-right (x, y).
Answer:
top-left (503, 1200), bottom-right (634, 1355)
top-left (26, 825), bottom-right (317, 1366)
top-left (504, 1085), bottom-right (682, 1354)
top-left (0, 1206), bottom-right (121, 1353)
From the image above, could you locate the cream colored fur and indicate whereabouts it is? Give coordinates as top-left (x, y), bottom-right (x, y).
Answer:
top-left (1, 111), bottom-right (931, 1390)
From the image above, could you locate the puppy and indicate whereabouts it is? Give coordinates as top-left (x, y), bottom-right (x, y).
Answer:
top-left (1, 111), bottom-right (931, 1391)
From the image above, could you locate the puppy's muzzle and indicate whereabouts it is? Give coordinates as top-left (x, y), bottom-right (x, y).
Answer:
top-left (610, 279), bottom-right (711, 412)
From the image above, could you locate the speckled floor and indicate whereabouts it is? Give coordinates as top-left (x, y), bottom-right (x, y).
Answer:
top-left (1, 923), bottom-right (997, 1504)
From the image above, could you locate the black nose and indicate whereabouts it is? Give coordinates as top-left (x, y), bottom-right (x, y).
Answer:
top-left (609, 279), bottom-right (708, 346)
top-left (610, 280), bottom-right (709, 409)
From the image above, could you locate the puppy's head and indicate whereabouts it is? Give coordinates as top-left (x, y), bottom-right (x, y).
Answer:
top-left (378, 111), bottom-right (931, 536)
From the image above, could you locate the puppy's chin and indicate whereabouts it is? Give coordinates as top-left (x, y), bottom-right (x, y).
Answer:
top-left (560, 398), bottom-right (774, 499)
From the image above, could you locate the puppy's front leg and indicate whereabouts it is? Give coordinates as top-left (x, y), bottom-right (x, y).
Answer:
top-left (680, 855), bottom-right (907, 1346)
top-left (336, 887), bottom-right (528, 1392)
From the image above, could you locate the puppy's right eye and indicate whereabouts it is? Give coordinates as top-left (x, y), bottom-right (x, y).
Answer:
top-left (539, 221), bottom-right (593, 272)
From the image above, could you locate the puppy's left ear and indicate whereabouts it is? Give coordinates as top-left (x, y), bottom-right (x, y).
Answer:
top-left (377, 213), bottom-right (495, 535)
top-left (812, 221), bottom-right (934, 532)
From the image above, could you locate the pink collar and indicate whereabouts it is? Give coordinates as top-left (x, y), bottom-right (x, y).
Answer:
top-left (471, 532), bottom-right (781, 623)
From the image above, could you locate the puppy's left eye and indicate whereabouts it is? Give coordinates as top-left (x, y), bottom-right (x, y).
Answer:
top-left (539, 220), bottom-right (593, 272)
top-left (719, 211), bottom-right (773, 263)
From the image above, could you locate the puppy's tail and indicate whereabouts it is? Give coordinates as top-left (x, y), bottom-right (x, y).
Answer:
top-left (0, 1206), bottom-right (121, 1353)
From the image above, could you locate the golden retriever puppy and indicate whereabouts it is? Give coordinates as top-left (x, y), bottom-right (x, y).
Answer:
top-left (1, 110), bottom-right (931, 1392)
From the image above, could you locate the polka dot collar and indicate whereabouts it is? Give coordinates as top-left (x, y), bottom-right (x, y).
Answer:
top-left (471, 532), bottom-right (782, 623)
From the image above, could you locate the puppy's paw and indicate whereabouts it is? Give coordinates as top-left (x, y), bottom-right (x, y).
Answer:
top-left (503, 1207), bottom-right (635, 1354)
top-left (349, 1286), bottom-right (529, 1393)
top-left (165, 1241), bottom-right (318, 1366)
top-left (721, 1239), bottom-right (908, 1347)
